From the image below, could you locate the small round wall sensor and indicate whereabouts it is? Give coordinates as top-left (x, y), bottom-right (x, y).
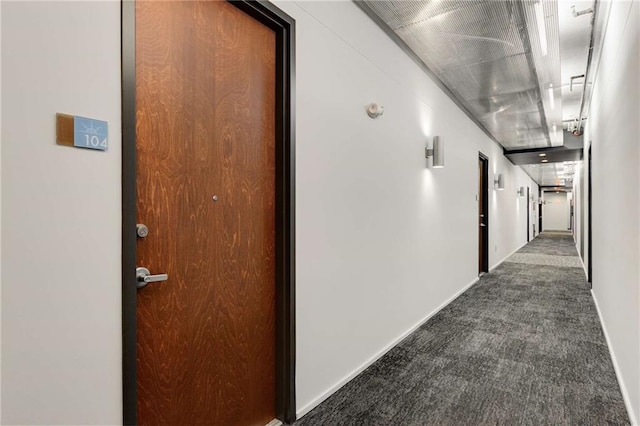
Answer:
top-left (366, 103), bottom-right (384, 119)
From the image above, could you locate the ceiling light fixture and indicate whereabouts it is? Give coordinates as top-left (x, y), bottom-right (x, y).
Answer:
top-left (539, 153), bottom-right (546, 157)
top-left (542, 159), bottom-right (549, 163)
top-left (547, 84), bottom-right (555, 110)
top-left (425, 136), bottom-right (444, 168)
top-left (535, 1), bottom-right (548, 56)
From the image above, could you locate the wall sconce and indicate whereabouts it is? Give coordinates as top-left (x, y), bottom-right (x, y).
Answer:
top-left (425, 136), bottom-right (444, 168)
top-left (517, 186), bottom-right (526, 197)
top-left (494, 174), bottom-right (505, 190)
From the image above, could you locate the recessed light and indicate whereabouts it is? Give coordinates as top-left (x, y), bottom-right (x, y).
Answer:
top-left (542, 159), bottom-right (549, 163)
top-left (539, 153), bottom-right (546, 157)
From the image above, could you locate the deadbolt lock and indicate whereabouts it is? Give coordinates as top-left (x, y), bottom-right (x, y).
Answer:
top-left (136, 223), bottom-right (149, 238)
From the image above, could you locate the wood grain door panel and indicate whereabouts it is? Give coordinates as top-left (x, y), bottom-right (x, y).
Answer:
top-left (135, 1), bottom-right (276, 424)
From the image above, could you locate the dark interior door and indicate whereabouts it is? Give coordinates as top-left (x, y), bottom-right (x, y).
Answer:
top-left (538, 188), bottom-right (543, 233)
top-left (478, 155), bottom-right (489, 274)
top-left (579, 166), bottom-right (585, 256)
top-left (135, 1), bottom-right (276, 424)
top-left (588, 144), bottom-right (593, 285)
top-left (527, 187), bottom-right (530, 241)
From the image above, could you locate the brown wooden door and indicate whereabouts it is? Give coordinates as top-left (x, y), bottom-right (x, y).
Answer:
top-left (135, 1), bottom-right (276, 424)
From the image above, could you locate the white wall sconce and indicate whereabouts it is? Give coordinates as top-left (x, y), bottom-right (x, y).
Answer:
top-left (425, 136), bottom-right (444, 168)
top-left (517, 186), bottom-right (526, 197)
top-left (366, 103), bottom-right (384, 118)
top-left (494, 174), bottom-right (505, 190)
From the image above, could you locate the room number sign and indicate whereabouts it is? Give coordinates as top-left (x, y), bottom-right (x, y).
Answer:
top-left (56, 113), bottom-right (108, 151)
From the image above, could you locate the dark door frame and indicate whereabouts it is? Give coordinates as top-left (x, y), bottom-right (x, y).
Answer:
top-left (588, 143), bottom-right (593, 285)
top-left (526, 186), bottom-right (530, 242)
top-left (121, 1), bottom-right (296, 424)
top-left (538, 187), bottom-right (543, 233)
top-left (479, 153), bottom-right (489, 274)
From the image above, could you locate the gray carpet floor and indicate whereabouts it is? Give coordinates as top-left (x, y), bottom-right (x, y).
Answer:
top-left (295, 232), bottom-right (629, 425)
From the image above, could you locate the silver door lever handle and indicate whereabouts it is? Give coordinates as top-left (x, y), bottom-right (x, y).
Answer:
top-left (136, 267), bottom-right (168, 289)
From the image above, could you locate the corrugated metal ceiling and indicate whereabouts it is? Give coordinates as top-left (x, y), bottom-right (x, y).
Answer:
top-left (360, 0), bottom-right (564, 150)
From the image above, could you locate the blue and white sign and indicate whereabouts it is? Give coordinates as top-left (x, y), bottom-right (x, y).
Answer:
top-left (74, 116), bottom-right (108, 151)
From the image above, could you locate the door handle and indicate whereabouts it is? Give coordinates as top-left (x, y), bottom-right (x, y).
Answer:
top-left (136, 267), bottom-right (168, 289)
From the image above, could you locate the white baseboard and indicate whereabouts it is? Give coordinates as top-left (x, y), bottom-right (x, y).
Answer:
top-left (296, 275), bottom-right (481, 419)
top-left (591, 290), bottom-right (638, 425)
top-left (489, 240), bottom-right (528, 272)
top-left (576, 243), bottom-right (588, 279)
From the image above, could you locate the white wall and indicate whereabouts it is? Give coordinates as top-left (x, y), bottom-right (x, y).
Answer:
top-left (1, 0), bottom-right (541, 423)
top-left (1, 2), bottom-right (122, 424)
top-left (0, 3), bottom-right (3, 420)
top-left (583, 0), bottom-right (639, 422)
top-left (272, 0), bottom-right (537, 417)
top-left (543, 192), bottom-right (570, 231)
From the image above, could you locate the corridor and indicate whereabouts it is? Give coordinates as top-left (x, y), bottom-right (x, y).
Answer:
top-left (296, 233), bottom-right (629, 425)
top-left (2, 0), bottom-right (638, 423)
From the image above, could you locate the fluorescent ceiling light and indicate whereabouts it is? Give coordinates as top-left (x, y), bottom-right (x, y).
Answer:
top-left (535, 1), bottom-right (548, 56)
top-left (539, 153), bottom-right (546, 157)
top-left (542, 159), bottom-right (549, 163)
top-left (547, 84), bottom-right (555, 110)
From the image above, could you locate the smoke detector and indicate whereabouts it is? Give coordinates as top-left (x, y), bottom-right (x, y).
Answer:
top-left (366, 103), bottom-right (384, 119)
